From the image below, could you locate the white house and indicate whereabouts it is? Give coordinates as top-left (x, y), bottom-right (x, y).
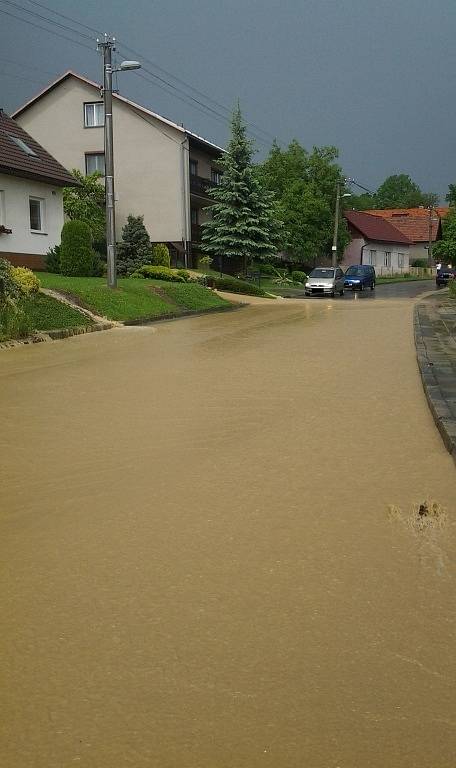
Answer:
top-left (343, 210), bottom-right (412, 274)
top-left (13, 71), bottom-right (224, 267)
top-left (0, 109), bottom-right (78, 269)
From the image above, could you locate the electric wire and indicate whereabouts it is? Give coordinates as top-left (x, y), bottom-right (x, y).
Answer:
top-left (7, 0), bottom-right (280, 146)
top-left (0, 6), bottom-right (96, 52)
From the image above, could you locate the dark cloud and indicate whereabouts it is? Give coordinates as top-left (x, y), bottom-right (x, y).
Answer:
top-left (1, 0), bottom-right (455, 197)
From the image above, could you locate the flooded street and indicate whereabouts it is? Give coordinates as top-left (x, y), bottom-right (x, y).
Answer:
top-left (1, 292), bottom-right (456, 767)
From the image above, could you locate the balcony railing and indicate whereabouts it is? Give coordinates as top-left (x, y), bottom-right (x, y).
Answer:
top-left (191, 224), bottom-right (203, 243)
top-left (190, 174), bottom-right (218, 197)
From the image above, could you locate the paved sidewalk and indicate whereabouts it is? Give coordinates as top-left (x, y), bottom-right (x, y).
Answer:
top-left (414, 290), bottom-right (456, 462)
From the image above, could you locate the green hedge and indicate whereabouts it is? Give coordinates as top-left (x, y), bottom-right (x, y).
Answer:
top-left (134, 265), bottom-right (185, 282)
top-left (211, 276), bottom-right (267, 297)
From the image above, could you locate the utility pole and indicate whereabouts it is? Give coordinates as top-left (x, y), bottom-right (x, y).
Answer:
top-left (332, 182), bottom-right (341, 268)
top-left (332, 180), bottom-right (351, 267)
top-left (428, 205), bottom-right (434, 268)
top-left (97, 37), bottom-right (141, 288)
top-left (98, 35), bottom-right (117, 288)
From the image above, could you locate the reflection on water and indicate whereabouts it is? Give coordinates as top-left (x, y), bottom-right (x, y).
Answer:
top-left (1, 299), bottom-right (456, 768)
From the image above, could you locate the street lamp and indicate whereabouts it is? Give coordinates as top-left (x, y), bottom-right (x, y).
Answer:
top-left (427, 205), bottom-right (439, 268)
top-left (332, 181), bottom-right (351, 267)
top-left (97, 36), bottom-right (141, 288)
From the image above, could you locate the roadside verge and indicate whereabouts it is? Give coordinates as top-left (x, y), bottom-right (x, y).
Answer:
top-left (414, 291), bottom-right (456, 463)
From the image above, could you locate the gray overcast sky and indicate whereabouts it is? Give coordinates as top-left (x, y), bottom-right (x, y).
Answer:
top-left (1, 0), bottom-right (455, 198)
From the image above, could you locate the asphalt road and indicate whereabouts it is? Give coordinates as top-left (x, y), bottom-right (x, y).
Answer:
top-left (290, 279), bottom-right (436, 301)
top-left (1, 286), bottom-right (455, 767)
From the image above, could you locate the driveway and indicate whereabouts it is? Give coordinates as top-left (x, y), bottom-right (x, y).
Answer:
top-left (1, 290), bottom-right (455, 767)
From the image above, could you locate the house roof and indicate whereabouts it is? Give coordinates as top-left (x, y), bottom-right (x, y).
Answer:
top-left (365, 207), bottom-right (449, 243)
top-left (344, 210), bottom-right (412, 244)
top-left (12, 70), bottom-right (224, 156)
top-left (0, 109), bottom-right (78, 187)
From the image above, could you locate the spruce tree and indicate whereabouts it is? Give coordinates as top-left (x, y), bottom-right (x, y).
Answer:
top-left (117, 215), bottom-right (153, 276)
top-left (201, 105), bottom-right (281, 272)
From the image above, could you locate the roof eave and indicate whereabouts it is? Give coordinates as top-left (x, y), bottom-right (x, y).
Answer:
top-left (0, 165), bottom-right (80, 187)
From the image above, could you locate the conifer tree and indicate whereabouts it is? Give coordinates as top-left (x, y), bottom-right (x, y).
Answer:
top-left (117, 215), bottom-right (153, 276)
top-left (202, 105), bottom-right (281, 271)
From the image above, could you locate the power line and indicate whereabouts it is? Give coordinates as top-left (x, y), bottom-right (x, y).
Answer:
top-left (9, 0), bottom-right (280, 146)
top-left (116, 40), bottom-right (280, 145)
top-left (19, 0), bottom-right (104, 36)
top-left (0, 6), bottom-right (96, 52)
top-left (0, 0), bottom-right (94, 40)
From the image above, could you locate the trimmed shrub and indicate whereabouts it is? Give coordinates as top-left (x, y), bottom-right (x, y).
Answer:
top-left (0, 258), bottom-right (20, 308)
top-left (60, 220), bottom-right (98, 277)
top-left (150, 243), bottom-right (171, 268)
top-left (212, 276), bottom-right (266, 296)
top-left (135, 265), bottom-right (185, 282)
top-left (117, 215), bottom-right (153, 276)
top-left (45, 244), bottom-right (61, 273)
top-left (176, 269), bottom-right (191, 281)
top-left (198, 255), bottom-right (213, 270)
top-left (291, 270), bottom-right (307, 283)
top-left (11, 267), bottom-right (41, 295)
top-left (411, 259), bottom-right (428, 268)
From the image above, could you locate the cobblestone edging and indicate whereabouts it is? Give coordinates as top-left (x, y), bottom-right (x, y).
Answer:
top-left (0, 321), bottom-right (113, 350)
top-left (414, 293), bottom-right (456, 463)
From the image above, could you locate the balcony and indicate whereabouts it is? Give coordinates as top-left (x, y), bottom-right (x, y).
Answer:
top-left (190, 174), bottom-right (218, 198)
top-left (191, 224), bottom-right (203, 244)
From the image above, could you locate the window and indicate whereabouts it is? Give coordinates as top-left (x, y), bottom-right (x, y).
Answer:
top-left (384, 252), bottom-right (391, 267)
top-left (189, 159), bottom-right (198, 176)
top-left (191, 207), bottom-right (198, 225)
top-left (85, 152), bottom-right (105, 175)
top-left (211, 168), bottom-right (222, 185)
top-left (9, 135), bottom-right (38, 157)
top-left (84, 102), bottom-right (105, 127)
top-left (398, 252), bottom-right (405, 268)
top-left (29, 197), bottom-right (44, 232)
top-left (369, 250), bottom-right (376, 265)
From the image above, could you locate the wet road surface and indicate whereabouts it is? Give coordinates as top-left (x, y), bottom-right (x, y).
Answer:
top-left (1, 283), bottom-right (456, 767)
top-left (291, 279), bottom-right (436, 301)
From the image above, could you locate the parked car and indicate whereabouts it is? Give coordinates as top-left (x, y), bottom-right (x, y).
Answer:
top-left (344, 264), bottom-right (376, 291)
top-left (305, 267), bottom-right (345, 297)
top-left (436, 265), bottom-right (456, 288)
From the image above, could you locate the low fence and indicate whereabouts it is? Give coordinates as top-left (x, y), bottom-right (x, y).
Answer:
top-left (374, 266), bottom-right (436, 277)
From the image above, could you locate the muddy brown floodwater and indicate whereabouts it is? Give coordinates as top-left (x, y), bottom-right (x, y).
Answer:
top-left (1, 294), bottom-right (456, 767)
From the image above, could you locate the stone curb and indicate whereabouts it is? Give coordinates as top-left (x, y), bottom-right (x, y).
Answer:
top-left (414, 294), bottom-right (456, 465)
top-left (0, 321), bottom-right (113, 351)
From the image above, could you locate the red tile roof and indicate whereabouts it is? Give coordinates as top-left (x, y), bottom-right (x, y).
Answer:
top-left (0, 110), bottom-right (78, 187)
top-left (344, 210), bottom-right (412, 244)
top-left (365, 207), bottom-right (448, 243)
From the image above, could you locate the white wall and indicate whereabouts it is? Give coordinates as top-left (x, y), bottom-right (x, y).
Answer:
top-left (15, 77), bottom-right (189, 243)
top-left (342, 238), bottom-right (411, 273)
top-left (0, 173), bottom-right (63, 255)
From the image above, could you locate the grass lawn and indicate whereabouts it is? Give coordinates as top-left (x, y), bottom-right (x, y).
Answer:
top-left (0, 293), bottom-right (93, 342)
top-left (160, 282), bottom-right (232, 310)
top-left (37, 273), bottom-right (231, 322)
top-left (23, 293), bottom-right (93, 330)
top-left (376, 275), bottom-right (433, 284)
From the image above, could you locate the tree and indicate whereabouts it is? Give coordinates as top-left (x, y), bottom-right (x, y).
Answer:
top-left (375, 174), bottom-right (437, 209)
top-left (117, 214), bottom-right (153, 276)
top-left (258, 141), bottom-right (349, 265)
top-left (432, 208), bottom-right (456, 265)
top-left (201, 105), bottom-right (282, 270)
top-left (63, 170), bottom-right (105, 241)
top-left (445, 184), bottom-right (456, 207)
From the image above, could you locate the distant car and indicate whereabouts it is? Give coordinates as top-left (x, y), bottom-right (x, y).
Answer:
top-left (344, 264), bottom-right (376, 291)
top-left (305, 267), bottom-right (345, 297)
top-left (436, 265), bottom-right (456, 288)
